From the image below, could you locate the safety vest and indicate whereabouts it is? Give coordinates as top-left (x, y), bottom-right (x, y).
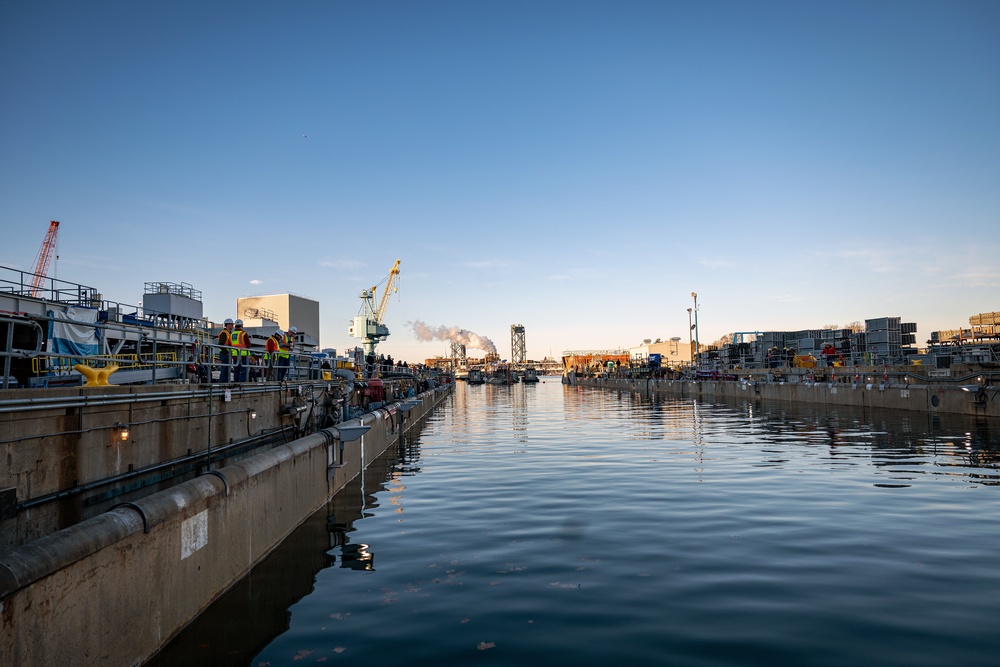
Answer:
top-left (280, 332), bottom-right (293, 359)
top-left (266, 335), bottom-right (284, 361)
top-left (231, 329), bottom-right (249, 356)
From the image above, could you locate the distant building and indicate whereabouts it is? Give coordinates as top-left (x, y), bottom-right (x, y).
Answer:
top-left (629, 338), bottom-right (694, 369)
top-left (561, 349), bottom-right (631, 371)
top-left (237, 293), bottom-right (319, 342)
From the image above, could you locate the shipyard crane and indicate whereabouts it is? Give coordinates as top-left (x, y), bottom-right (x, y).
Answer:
top-left (349, 259), bottom-right (401, 355)
top-left (29, 220), bottom-right (60, 298)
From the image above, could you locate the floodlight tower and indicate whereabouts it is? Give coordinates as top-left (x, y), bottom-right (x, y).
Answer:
top-left (691, 292), bottom-right (700, 366)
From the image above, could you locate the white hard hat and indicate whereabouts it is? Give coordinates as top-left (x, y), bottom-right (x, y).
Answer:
top-left (224, 318), bottom-right (233, 324)
top-left (289, 326), bottom-right (297, 333)
top-left (275, 329), bottom-right (283, 336)
top-left (234, 319), bottom-right (243, 326)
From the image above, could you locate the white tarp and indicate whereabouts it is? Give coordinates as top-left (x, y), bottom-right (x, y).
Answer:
top-left (48, 306), bottom-right (100, 357)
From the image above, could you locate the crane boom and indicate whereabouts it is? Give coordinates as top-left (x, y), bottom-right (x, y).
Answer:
top-left (375, 259), bottom-right (400, 324)
top-left (29, 220), bottom-right (60, 298)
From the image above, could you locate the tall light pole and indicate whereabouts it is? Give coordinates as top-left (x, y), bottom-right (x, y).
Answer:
top-left (691, 292), bottom-right (700, 366)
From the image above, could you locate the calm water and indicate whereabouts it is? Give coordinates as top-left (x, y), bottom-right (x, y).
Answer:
top-left (151, 377), bottom-right (1000, 666)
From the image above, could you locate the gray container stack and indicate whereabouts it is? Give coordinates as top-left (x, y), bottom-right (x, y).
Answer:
top-left (865, 317), bottom-right (902, 364)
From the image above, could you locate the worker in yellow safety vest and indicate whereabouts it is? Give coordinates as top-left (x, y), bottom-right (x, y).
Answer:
top-left (279, 327), bottom-right (296, 381)
top-left (230, 319), bottom-right (250, 382)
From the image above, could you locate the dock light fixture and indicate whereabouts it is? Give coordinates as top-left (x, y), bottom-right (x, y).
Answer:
top-left (326, 424), bottom-right (371, 468)
top-left (114, 422), bottom-right (130, 442)
top-left (246, 408), bottom-right (259, 436)
top-left (333, 424), bottom-right (370, 443)
top-left (960, 383), bottom-right (990, 406)
top-left (395, 400), bottom-right (423, 446)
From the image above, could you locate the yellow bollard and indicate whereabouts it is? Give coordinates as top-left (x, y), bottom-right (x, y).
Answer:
top-left (74, 363), bottom-right (120, 386)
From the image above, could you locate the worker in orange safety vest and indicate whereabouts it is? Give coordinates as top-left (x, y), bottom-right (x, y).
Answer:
top-left (230, 319), bottom-right (250, 382)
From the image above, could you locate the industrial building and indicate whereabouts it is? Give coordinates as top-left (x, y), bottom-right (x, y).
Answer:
top-left (237, 293), bottom-right (320, 342)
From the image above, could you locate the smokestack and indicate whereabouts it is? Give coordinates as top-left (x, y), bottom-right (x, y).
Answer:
top-left (409, 320), bottom-right (497, 354)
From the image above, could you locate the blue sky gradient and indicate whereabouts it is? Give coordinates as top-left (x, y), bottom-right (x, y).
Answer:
top-left (2, 1), bottom-right (998, 362)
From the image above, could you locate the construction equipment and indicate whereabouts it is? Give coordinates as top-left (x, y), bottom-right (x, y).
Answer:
top-left (349, 259), bottom-right (400, 355)
top-left (29, 220), bottom-right (60, 297)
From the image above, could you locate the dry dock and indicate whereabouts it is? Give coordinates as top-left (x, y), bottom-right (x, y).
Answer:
top-left (0, 381), bottom-right (452, 667)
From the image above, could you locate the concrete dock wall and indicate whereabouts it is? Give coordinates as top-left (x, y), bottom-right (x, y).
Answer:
top-left (0, 383), bottom-right (306, 552)
top-left (0, 384), bottom-right (450, 667)
top-left (574, 376), bottom-right (1000, 419)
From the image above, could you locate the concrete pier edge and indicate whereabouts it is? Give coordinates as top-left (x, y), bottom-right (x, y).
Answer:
top-left (571, 375), bottom-right (1000, 419)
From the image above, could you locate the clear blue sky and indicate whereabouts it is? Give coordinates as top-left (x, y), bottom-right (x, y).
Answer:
top-left (2, 1), bottom-right (998, 363)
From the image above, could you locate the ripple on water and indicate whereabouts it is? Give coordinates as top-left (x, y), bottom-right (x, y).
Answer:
top-left (153, 380), bottom-right (1000, 667)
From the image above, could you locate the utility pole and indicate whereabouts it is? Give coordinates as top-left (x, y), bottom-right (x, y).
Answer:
top-left (691, 292), bottom-right (700, 366)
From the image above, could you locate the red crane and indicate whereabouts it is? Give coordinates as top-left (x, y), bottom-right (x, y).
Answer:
top-left (29, 220), bottom-right (60, 298)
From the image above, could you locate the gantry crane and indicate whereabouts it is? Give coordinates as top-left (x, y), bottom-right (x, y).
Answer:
top-left (29, 220), bottom-right (60, 298)
top-left (349, 259), bottom-right (400, 355)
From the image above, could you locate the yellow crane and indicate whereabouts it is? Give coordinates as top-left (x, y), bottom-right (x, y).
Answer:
top-left (349, 259), bottom-right (401, 355)
top-left (375, 259), bottom-right (401, 325)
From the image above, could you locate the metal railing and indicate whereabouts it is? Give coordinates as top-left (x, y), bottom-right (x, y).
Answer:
top-left (1, 317), bottom-right (338, 387)
top-left (0, 265), bottom-right (99, 306)
top-left (0, 316), bottom-right (44, 389)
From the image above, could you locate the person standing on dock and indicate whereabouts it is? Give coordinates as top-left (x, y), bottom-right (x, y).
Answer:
top-left (282, 327), bottom-right (296, 381)
top-left (822, 343), bottom-right (837, 367)
top-left (231, 319), bottom-right (250, 382)
top-left (266, 330), bottom-right (284, 382)
top-left (218, 318), bottom-right (235, 382)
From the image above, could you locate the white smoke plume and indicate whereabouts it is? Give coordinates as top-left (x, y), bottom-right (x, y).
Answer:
top-left (409, 320), bottom-right (497, 354)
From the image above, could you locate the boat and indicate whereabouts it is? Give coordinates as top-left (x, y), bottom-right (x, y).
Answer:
top-left (520, 367), bottom-right (540, 383)
top-left (467, 368), bottom-right (485, 384)
top-left (484, 372), bottom-right (512, 385)
top-left (484, 363), bottom-right (515, 385)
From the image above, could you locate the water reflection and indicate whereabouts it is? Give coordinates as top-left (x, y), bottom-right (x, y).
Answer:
top-left (337, 543), bottom-right (373, 570)
top-left (145, 506), bottom-right (334, 667)
top-left (148, 426), bottom-right (407, 666)
top-left (150, 380), bottom-right (1000, 667)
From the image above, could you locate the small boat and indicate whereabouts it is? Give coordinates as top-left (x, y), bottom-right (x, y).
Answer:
top-left (520, 367), bottom-right (540, 383)
top-left (467, 368), bottom-right (485, 385)
top-left (484, 363), bottom-right (514, 385)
